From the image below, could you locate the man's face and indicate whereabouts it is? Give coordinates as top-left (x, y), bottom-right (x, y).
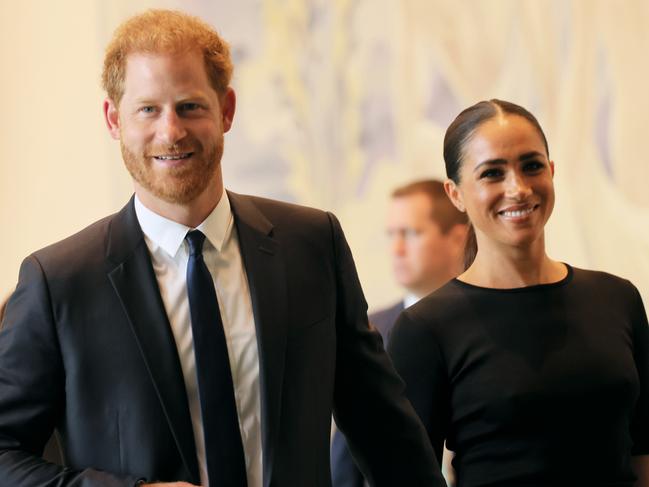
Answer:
top-left (104, 50), bottom-right (235, 205)
top-left (387, 193), bottom-right (460, 296)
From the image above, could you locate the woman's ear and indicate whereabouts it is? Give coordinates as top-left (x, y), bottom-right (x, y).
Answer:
top-left (444, 179), bottom-right (465, 212)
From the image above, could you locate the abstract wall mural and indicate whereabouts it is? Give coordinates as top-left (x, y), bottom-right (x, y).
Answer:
top-left (2, 0), bottom-right (648, 307)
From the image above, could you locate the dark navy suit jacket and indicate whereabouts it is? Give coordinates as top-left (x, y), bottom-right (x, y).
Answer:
top-left (0, 194), bottom-right (444, 487)
top-left (331, 301), bottom-right (405, 487)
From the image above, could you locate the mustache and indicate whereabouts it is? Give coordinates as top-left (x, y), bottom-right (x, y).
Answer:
top-left (146, 142), bottom-right (200, 157)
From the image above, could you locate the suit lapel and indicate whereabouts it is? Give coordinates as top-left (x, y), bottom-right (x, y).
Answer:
top-left (105, 198), bottom-right (200, 483)
top-left (229, 192), bottom-right (287, 487)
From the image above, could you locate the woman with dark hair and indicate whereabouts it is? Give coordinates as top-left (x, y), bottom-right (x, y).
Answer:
top-left (388, 99), bottom-right (649, 486)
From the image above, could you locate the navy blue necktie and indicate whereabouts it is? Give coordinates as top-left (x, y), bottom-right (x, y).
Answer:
top-left (185, 230), bottom-right (248, 487)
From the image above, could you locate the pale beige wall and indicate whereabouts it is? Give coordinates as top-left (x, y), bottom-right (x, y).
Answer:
top-left (2, 1), bottom-right (648, 309)
top-left (0, 1), bottom-right (131, 295)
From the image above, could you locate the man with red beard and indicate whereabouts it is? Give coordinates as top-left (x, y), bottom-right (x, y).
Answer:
top-left (0, 9), bottom-right (443, 487)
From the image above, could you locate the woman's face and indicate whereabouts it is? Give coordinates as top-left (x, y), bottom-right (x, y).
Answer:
top-left (446, 114), bottom-right (555, 253)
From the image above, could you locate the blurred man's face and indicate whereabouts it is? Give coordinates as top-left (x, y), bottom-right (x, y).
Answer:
top-left (387, 193), bottom-right (459, 296)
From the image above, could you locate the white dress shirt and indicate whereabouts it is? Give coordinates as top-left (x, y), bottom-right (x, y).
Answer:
top-left (135, 193), bottom-right (262, 487)
top-left (403, 293), bottom-right (420, 309)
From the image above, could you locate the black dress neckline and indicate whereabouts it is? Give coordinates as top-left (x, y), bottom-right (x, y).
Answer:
top-left (451, 263), bottom-right (573, 294)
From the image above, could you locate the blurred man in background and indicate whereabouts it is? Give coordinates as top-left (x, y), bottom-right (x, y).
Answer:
top-left (332, 179), bottom-right (468, 487)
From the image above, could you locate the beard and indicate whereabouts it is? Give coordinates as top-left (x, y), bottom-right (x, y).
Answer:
top-left (121, 135), bottom-right (222, 204)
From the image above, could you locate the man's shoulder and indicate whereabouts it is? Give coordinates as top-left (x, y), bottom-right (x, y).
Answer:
top-left (369, 301), bottom-right (404, 338)
top-left (370, 301), bottom-right (404, 323)
top-left (228, 191), bottom-right (337, 240)
top-left (30, 201), bottom-right (132, 273)
top-left (229, 191), bottom-right (330, 221)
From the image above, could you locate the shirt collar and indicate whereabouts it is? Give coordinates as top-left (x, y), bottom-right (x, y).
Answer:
top-left (403, 293), bottom-right (420, 308)
top-left (134, 191), bottom-right (233, 258)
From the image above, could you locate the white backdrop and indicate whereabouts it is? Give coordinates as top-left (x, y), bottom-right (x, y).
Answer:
top-left (1, 0), bottom-right (648, 309)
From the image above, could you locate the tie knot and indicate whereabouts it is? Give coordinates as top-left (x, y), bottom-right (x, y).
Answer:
top-left (185, 230), bottom-right (206, 257)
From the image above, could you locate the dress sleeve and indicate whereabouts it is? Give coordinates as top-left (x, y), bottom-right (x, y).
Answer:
top-left (630, 285), bottom-right (649, 455)
top-left (388, 309), bottom-right (450, 464)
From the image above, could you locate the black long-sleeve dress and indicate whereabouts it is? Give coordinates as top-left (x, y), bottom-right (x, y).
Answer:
top-left (388, 265), bottom-right (649, 486)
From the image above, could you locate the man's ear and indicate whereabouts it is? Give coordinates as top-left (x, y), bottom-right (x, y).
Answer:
top-left (444, 179), bottom-right (465, 213)
top-left (103, 98), bottom-right (121, 140)
top-left (220, 88), bottom-right (236, 133)
top-left (550, 160), bottom-right (555, 178)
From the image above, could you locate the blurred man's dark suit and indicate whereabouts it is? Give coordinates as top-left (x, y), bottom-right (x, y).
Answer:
top-left (0, 193), bottom-right (443, 487)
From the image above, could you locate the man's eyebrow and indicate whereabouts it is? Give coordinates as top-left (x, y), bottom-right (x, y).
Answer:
top-left (178, 93), bottom-right (211, 103)
top-left (131, 94), bottom-right (212, 105)
top-left (132, 98), bottom-right (157, 105)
